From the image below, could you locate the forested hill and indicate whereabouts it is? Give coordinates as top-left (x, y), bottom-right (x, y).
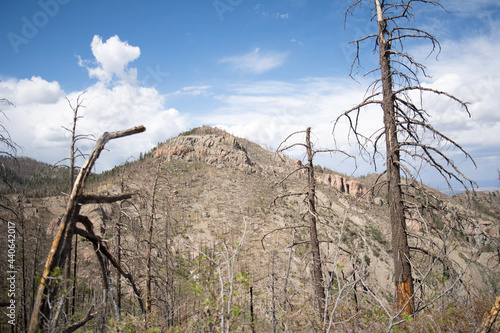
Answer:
top-left (0, 156), bottom-right (68, 197)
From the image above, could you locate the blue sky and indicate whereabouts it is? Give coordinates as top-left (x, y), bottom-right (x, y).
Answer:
top-left (1, 0), bottom-right (499, 191)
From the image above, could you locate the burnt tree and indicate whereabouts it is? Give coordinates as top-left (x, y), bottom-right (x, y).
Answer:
top-left (338, 0), bottom-right (475, 317)
top-left (29, 125), bottom-right (146, 332)
top-left (272, 127), bottom-right (352, 321)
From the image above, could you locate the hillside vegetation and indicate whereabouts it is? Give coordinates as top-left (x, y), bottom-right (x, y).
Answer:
top-left (1, 126), bottom-right (499, 332)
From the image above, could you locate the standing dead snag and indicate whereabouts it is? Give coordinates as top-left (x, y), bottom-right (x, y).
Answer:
top-left (305, 128), bottom-right (327, 318)
top-left (273, 127), bottom-right (353, 321)
top-left (146, 157), bottom-right (163, 324)
top-left (339, 0), bottom-right (475, 318)
top-left (29, 125), bottom-right (146, 333)
top-left (273, 128), bottom-right (326, 317)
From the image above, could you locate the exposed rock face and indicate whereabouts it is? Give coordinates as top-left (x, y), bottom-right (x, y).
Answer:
top-left (317, 173), bottom-right (367, 199)
top-left (346, 179), bottom-right (365, 198)
top-left (406, 219), bottom-right (423, 232)
top-left (294, 159), bottom-right (303, 169)
top-left (155, 133), bottom-right (253, 172)
top-left (330, 174), bottom-right (346, 193)
top-left (467, 220), bottom-right (499, 239)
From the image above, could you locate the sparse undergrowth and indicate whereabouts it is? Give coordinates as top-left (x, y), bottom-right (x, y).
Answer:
top-left (94, 296), bottom-right (494, 333)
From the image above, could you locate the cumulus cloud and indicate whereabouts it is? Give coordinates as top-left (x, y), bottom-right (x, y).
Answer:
top-left (80, 35), bottom-right (141, 84)
top-left (416, 26), bottom-right (500, 152)
top-left (1, 35), bottom-right (187, 171)
top-left (2, 79), bottom-right (187, 171)
top-left (200, 77), bottom-right (379, 175)
top-left (219, 48), bottom-right (287, 74)
top-left (419, 32), bottom-right (500, 188)
top-left (0, 76), bottom-right (64, 105)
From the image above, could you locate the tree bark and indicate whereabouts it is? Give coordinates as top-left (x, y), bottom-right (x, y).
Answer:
top-left (375, 0), bottom-right (414, 315)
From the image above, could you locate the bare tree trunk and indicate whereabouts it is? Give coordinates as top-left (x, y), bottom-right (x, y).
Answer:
top-left (164, 189), bottom-right (175, 326)
top-left (375, 0), bottom-right (414, 316)
top-left (116, 205), bottom-right (122, 319)
top-left (31, 219), bottom-right (41, 312)
top-left (306, 127), bottom-right (327, 317)
top-left (19, 210), bottom-right (28, 332)
top-left (270, 250), bottom-right (277, 333)
top-left (63, 93), bottom-right (89, 320)
top-left (71, 236), bottom-right (77, 317)
top-left (146, 159), bottom-right (162, 322)
top-left (250, 286), bottom-right (256, 333)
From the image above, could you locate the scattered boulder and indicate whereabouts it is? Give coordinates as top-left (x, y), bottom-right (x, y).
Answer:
top-left (373, 197), bottom-right (384, 206)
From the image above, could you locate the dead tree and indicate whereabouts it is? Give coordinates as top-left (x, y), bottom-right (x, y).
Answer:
top-left (28, 125), bottom-right (146, 333)
top-left (339, 0), bottom-right (475, 317)
top-left (146, 157), bottom-right (163, 322)
top-left (0, 98), bottom-right (17, 157)
top-left (271, 127), bottom-right (353, 320)
top-left (0, 97), bottom-right (18, 185)
top-left (55, 92), bottom-right (93, 318)
top-left (54, 92), bottom-right (93, 191)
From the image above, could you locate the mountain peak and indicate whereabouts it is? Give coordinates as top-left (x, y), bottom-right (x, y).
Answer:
top-left (155, 126), bottom-right (254, 172)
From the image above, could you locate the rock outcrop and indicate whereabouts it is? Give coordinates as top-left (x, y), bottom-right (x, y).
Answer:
top-left (155, 133), bottom-right (253, 172)
top-left (317, 173), bottom-right (368, 199)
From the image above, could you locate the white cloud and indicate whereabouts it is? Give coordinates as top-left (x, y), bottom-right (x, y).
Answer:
top-left (204, 23), bottom-right (500, 187)
top-left (78, 83), bottom-right (187, 170)
top-left (2, 78), bottom-right (187, 171)
top-left (80, 35), bottom-right (141, 84)
top-left (219, 48), bottom-right (287, 74)
top-left (169, 85), bottom-right (212, 97)
top-left (0, 76), bottom-right (64, 105)
top-left (416, 27), bottom-right (500, 149)
top-left (441, 0), bottom-right (500, 18)
top-left (254, 4), bottom-right (290, 19)
top-left (419, 33), bottom-right (500, 188)
top-left (1, 35), bottom-right (187, 171)
top-left (200, 77), bottom-right (378, 174)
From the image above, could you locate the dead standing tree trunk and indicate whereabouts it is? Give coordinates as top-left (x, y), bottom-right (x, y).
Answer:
top-left (272, 127), bottom-right (351, 320)
top-left (29, 125), bottom-right (146, 333)
top-left (60, 92), bottom-right (93, 319)
top-left (375, 1), bottom-right (414, 315)
top-left (339, 0), bottom-right (476, 318)
top-left (146, 157), bottom-right (163, 323)
top-left (305, 128), bottom-right (327, 317)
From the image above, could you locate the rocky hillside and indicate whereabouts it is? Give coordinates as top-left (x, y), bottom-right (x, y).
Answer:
top-left (2, 126), bottom-right (499, 331)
